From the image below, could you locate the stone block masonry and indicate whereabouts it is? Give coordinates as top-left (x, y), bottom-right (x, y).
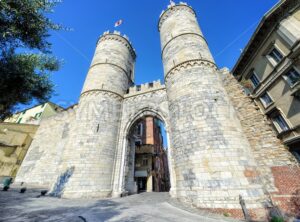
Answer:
top-left (15, 2), bottom-right (300, 220)
top-left (159, 3), bottom-right (266, 211)
top-left (16, 105), bottom-right (77, 187)
top-left (221, 68), bottom-right (300, 218)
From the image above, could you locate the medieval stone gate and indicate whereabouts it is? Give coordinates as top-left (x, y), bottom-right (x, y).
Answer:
top-left (16, 2), bottom-right (299, 218)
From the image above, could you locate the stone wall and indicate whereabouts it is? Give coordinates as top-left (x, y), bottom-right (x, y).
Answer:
top-left (54, 31), bottom-right (136, 198)
top-left (82, 31), bottom-right (135, 95)
top-left (221, 68), bottom-right (300, 217)
top-left (13, 3), bottom-right (300, 219)
top-left (15, 107), bottom-right (76, 187)
top-left (159, 3), bottom-right (267, 210)
top-left (60, 92), bottom-right (124, 198)
top-left (111, 85), bottom-right (174, 196)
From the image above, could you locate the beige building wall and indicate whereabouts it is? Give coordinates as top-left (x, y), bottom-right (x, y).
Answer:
top-left (0, 123), bottom-right (38, 178)
top-left (234, 3), bottom-right (300, 155)
top-left (4, 102), bottom-right (64, 125)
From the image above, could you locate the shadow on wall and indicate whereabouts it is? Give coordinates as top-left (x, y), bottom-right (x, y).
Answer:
top-left (49, 166), bottom-right (75, 197)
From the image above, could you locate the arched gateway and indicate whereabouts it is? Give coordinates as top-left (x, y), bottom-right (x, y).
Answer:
top-left (16, 2), bottom-right (299, 218)
top-left (110, 89), bottom-right (177, 197)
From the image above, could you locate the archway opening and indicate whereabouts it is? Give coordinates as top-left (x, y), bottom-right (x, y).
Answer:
top-left (124, 116), bottom-right (170, 194)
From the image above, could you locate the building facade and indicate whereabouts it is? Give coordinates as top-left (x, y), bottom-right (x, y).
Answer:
top-left (15, 2), bottom-right (300, 220)
top-left (0, 123), bottom-right (38, 179)
top-left (4, 102), bottom-right (64, 125)
top-left (233, 0), bottom-right (300, 161)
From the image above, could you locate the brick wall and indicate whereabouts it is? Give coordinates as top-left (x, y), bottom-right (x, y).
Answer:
top-left (271, 166), bottom-right (300, 216)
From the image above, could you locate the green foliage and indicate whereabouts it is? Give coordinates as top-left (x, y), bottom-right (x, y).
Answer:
top-left (0, 0), bottom-right (62, 120)
top-left (223, 212), bottom-right (231, 217)
top-left (270, 216), bottom-right (284, 222)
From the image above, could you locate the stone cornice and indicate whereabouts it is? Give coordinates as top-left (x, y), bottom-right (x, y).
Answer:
top-left (164, 59), bottom-right (217, 82)
top-left (161, 33), bottom-right (207, 58)
top-left (97, 34), bottom-right (136, 59)
top-left (89, 62), bottom-right (133, 84)
top-left (80, 89), bottom-right (123, 100)
top-left (158, 4), bottom-right (196, 32)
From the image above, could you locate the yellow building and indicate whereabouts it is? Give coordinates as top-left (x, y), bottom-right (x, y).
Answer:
top-left (4, 102), bottom-right (64, 125)
top-left (0, 102), bottom-right (64, 179)
top-left (0, 123), bottom-right (38, 179)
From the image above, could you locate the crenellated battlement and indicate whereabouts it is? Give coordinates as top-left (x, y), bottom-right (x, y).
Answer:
top-left (97, 30), bottom-right (136, 59)
top-left (158, 2), bottom-right (196, 31)
top-left (125, 80), bottom-right (165, 97)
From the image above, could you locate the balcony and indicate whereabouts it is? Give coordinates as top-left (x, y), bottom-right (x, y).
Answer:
top-left (135, 144), bottom-right (155, 155)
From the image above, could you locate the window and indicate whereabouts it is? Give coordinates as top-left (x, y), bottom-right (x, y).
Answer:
top-left (284, 67), bottom-right (300, 87)
top-left (137, 123), bottom-right (143, 136)
top-left (292, 150), bottom-right (300, 163)
top-left (142, 159), bottom-right (148, 166)
top-left (136, 85), bottom-right (141, 91)
top-left (268, 47), bottom-right (283, 64)
top-left (35, 112), bottom-right (42, 118)
top-left (250, 72), bottom-right (260, 88)
top-left (135, 140), bottom-right (142, 147)
top-left (272, 114), bottom-right (289, 132)
top-left (260, 92), bottom-right (273, 107)
top-left (17, 118), bottom-right (22, 124)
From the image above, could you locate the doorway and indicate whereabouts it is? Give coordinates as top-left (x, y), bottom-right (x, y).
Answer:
top-left (137, 177), bottom-right (147, 193)
top-left (124, 116), bottom-right (170, 194)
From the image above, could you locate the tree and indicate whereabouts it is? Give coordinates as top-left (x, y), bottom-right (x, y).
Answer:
top-left (0, 0), bottom-right (62, 120)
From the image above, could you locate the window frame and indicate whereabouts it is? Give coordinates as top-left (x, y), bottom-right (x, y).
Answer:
top-left (283, 66), bottom-right (300, 88)
top-left (259, 91), bottom-right (273, 108)
top-left (249, 71), bottom-right (260, 88)
top-left (142, 158), bottom-right (148, 166)
top-left (271, 113), bottom-right (290, 133)
top-left (137, 123), bottom-right (143, 136)
top-left (266, 45), bottom-right (284, 66)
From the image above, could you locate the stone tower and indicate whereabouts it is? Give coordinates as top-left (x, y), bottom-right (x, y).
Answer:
top-left (60, 31), bottom-right (136, 198)
top-left (14, 2), bottom-right (300, 218)
top-left (159, 3), bottom-right (265, 208)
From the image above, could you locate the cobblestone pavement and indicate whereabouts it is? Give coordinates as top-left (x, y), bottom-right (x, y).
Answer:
top-left (0, 188), bottom-right (242, 222)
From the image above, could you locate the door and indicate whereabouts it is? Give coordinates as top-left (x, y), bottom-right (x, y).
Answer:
top-left (137, 177), bottom-right (147, 193)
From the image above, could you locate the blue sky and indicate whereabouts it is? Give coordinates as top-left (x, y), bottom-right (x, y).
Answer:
top-left (39, 0), bottom-right (278, 108)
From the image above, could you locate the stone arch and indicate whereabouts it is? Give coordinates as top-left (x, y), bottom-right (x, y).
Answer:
top-left (116, 107), bottom-right (176, 196)
top-left (125, 107), bottom-right (169, 135)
